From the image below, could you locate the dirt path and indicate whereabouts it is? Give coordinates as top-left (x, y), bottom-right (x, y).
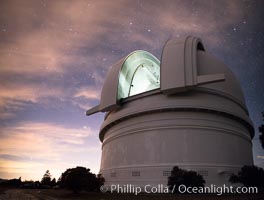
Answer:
top-left (0, 189), bottom-right (38, 200)
top-left (0, 189), bottom-right (58, 200)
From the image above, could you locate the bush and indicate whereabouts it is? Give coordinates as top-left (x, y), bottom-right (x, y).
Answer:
top-left (58, 166), bottom-right (104, 193)
top-left (0, 177), bottom-right (21, 187)
top-left (168, 166), bottom-right (205, 193)
top-left (229, 165), bottom-right (264, 192)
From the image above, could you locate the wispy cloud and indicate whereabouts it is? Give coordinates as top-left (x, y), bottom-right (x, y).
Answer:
top-left (0, 122), bottom-right (100, 180)
top-left (74, 87), bottom-right (101, 100)
top-left (0, 0), bottom-right (248, 120)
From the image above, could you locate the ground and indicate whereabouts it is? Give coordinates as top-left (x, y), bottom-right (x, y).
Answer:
top-left (0, 189), bottom-right (264, 200)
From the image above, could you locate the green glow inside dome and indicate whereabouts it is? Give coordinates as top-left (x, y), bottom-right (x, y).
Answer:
top-left (118, 50), bottom-right (160, 100)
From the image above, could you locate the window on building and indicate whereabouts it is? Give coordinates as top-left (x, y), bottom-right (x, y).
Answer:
top-left (163, 170), bottom-right (171, 177)
top-left (197, 170), bottom-right (209, 177)
top-left (118, 50), bottom-right (160, 100)
top-left (132, 171), bottom-right (140, 177)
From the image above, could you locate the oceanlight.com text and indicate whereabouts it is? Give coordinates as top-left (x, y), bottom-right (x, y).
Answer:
top-left (100, 184), bottom-right (258, 195)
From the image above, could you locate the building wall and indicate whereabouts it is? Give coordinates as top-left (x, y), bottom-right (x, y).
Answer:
top-left (100, 110), bottom-right (253, 187)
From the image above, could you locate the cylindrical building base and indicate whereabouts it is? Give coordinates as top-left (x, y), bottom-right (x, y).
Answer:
top-left (100, 110), bottom-right (253, 187)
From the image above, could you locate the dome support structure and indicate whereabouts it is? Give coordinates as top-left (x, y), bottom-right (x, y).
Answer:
top-left (160, 36), bottom-right (225, 94)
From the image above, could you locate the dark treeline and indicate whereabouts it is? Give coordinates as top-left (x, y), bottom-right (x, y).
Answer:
top-left (0, 166), bottom-right (104, 193)
top-left (1, 165), bottom-right (264, 194)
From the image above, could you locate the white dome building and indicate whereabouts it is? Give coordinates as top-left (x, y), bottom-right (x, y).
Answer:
top-left (87, 36), bottom-right (254, 187)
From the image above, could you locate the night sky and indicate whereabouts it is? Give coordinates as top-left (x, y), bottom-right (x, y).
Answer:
top-left (0, 0), bottom-right (264, 181)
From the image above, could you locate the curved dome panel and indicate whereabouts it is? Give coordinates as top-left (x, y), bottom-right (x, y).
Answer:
top-left (196, 50), bottom-right (247, 110)
top-left (118, 50), bottom-right (160, 100)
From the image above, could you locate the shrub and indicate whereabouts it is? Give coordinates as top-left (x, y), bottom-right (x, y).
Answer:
top-left (168, 166), bottom-right (205, 193)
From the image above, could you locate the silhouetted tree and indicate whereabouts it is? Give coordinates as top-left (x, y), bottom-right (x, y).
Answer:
top-left (59, 166), bottom-right (104, 193)
top-left (50, 178), bottom-right (56, 187)
top-left (259, 112), bottom-right (264, 149)
top-left (229, 165), bottom-right (264, 192)
top-left (41, 170), bottom-right (52, 186)
top-left (168, 166), bottom-right (205, 193)
top-left (94, 174), bottom-right (105, 192)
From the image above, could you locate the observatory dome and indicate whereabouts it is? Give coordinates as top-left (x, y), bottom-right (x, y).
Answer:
top-left (86, 36), bottom-right (254, 187)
